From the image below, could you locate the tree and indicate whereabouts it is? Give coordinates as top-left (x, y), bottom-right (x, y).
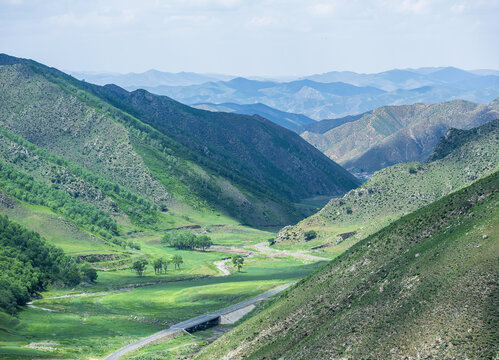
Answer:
top-left (162, 258), bottom-right (171, 273)
top-left (232, 255), bottom-right (244, 272)
top-left (162, 230), bottom-right (196, 250)
top-left (132, 259), bottom-right (148, 276)
top-left (153, 258), bottom-right (163, 274)
top-left (162, 231), bottom-right (213, 251)
top-left (197, 235), bottom-right (213, 251)
top-left (81, 264), bottom-right (98, 283)
top-left (63, 266), bottom-right (82, 286)
top-left (172, 255), bottom-right (183, 269)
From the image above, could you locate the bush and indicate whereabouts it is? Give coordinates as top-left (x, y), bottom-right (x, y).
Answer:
top-left (304, 230), bottom-right (317, 241)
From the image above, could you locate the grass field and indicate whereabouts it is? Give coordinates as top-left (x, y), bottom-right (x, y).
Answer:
top-left (0, 207), bottom-right (327, 359)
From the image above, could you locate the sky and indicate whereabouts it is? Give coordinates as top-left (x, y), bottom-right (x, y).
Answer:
top-left (1, 0), bottom-right (498, 76)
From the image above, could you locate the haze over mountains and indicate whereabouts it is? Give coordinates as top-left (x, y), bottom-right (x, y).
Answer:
top-left (72, 67), bottom-right (499, 120)
top-left (71, 70), bottom-right (234, 87)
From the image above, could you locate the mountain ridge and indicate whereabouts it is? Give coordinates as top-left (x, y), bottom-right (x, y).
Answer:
top-left (0, 53), bottom-right (359, 228)
top-left (301, 98), bottom-right (499, 173)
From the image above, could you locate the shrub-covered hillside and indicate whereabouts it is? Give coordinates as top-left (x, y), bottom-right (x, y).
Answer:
top-left (196, 170), bottom-right (499, 359)
top-left (279, 119), bottom-right (499, 246)
top-left (0, 54), bottom-right (359, 227)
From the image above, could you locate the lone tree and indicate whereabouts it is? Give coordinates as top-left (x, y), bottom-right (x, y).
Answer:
top-left (232, 255), bottom-right (244, 272)
top-left (172, 255), bottom-right (183, 269)
top-left (153, 258), bottom-right (163, 274)
top-left (132, 259), bottom-right (148, 276)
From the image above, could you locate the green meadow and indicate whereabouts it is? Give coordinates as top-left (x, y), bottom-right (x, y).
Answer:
top-left (0, 207), bottom-right (327, 359)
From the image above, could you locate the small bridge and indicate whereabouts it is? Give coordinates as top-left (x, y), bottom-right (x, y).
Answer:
top-left (103, 283), bottom-right (293, 360)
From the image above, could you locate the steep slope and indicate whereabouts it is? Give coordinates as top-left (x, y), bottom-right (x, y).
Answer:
top-left (0, 54), bottom-right (359, 227)
top-left (196, 170), bottom-right (499, 359)
top-left (280, 119), bottom-right (499, 246)
top-left (302, 99), bottom-right (499, 173)
top-left (192, 102), bottom-right (315, 131)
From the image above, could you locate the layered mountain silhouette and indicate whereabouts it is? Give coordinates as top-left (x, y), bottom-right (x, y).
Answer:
top-left (82, 66), bottom-right (499, 120)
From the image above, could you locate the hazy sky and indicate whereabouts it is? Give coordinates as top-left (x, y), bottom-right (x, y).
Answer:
top-left (1, 0), bottom-right (498, 76)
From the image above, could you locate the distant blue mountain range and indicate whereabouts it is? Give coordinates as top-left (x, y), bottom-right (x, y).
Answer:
top-left (72, 67), bottom-right (499, 120)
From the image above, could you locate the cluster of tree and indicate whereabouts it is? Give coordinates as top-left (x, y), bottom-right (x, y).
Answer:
top-left (0, 215), bottom-right (97, 314)
top-left (161, 230), bottom-right (213, 251)
top-left (0, 161), bottom-right (118, 238)
top-left (0, 126), bottom-right (158, 226)
top-left (131, 255), bottom-right (184, 276)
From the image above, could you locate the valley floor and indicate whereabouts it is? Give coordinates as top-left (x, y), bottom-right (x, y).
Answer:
top-left (0, 216), bottom-right (328, 359)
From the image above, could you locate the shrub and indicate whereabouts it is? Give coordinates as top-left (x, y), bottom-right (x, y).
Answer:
top-left (304, 230), bottom-right (317, 241)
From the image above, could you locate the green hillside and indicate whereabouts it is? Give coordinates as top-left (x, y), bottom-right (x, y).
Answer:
top-left (196, 170), bottom-right (499, 360)
top-left (301, 99), bottom-right (499, 173)
top-left (278, 120), bottom-right (499, 250)
top-left (0, 54), bottom-right (359, 229)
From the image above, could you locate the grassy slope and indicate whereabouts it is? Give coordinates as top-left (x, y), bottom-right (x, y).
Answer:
top-left (196, 170), bottom-right (499, 360)
top-left (278, 119), bottom-right (499, 253)
top-left (301, 99), bottom-right (499, 172)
